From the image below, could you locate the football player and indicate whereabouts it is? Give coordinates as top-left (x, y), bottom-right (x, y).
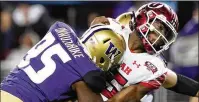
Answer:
top-left (0, 21), bottom-right (126, 102)
top-left (81, 2), bottom-right (199, 102)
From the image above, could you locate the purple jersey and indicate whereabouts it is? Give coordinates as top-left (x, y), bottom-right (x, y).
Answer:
top-left (1, 22), bottom-right (101, 102)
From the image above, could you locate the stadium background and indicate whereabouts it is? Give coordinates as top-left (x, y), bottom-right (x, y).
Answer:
top-left (0, 1), bottom-right (198, 102)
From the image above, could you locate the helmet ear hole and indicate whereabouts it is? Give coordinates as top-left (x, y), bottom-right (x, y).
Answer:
top-left (137, 15), bottom-right (142, 20)
top-left (100, 57), bottom-right (105, 63)
top-left (103, 38), bottom-right (111, 44)
top-left (129, 21), bottom-right (135, 31)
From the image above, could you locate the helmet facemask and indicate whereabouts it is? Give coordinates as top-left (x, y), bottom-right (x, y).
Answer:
top-left (137, 10), bottom-right (178, 55)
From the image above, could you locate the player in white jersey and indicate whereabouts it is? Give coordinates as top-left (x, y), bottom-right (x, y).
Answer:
top-left (97, 17), bottom-right (168, 102)
top-left (82, 13), bottom-right (169, 102)
top-left (80, 2), bottom-right (199, 102)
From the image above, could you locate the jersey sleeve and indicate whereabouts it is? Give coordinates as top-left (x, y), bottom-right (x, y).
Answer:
top-left (50, 21), bottom-right (102, 77)
top-left (139, 72), bottom-right (167, 89)
top-left (139, 56), bottom-right (169, 89)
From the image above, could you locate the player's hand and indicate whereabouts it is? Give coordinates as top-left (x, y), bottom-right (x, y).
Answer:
top-left (107, 85), bottom-right (144, 102)
top-left (105, 64), bottom-right (120, 81)
top-left (90, 16), bottom-right (110, 27)
top-left (72, 81), bottom-right (103, 102)
top-left (108, 64), bottom-right (120, 74)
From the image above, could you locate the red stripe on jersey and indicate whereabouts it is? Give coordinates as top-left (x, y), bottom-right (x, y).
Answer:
top-left (101, 87), bottom-right (117, 99)
top-left (139, 80), bottom-right (160, 89)
top-left (139, 73), bottom-right (167, 89)
top-left (156, 72), bottom-right (167, 83)
top-left (114, 73), bottom-right (128, 86)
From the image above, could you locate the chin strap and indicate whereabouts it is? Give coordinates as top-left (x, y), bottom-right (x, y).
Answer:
top-left (129, 11), bottom-right (136, 31)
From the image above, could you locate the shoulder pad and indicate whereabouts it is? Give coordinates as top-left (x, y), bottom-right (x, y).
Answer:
top-left (141, 54), bottom-right (168, 80)
top-left (143, 54), bottom-right (167, 68)
top-left (125, 53), bottom-right (168, 81)
top-left (49, 21), bottom-right (76, 35)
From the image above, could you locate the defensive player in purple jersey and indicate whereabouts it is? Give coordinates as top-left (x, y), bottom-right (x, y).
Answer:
top-left (1, 21), bottom-right (126, 102)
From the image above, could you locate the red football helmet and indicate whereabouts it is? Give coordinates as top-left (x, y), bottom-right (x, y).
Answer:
top-left (131, 2), bottom-right (179, 55)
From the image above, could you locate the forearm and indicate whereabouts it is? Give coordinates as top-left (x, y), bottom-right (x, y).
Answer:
top-left (166, 74), bottom-right (199, 97)
top-left (73, 81), bottom-right (103, 102)
top-left (90, 16), bottom-right (110, 27)
top-left (107, 85), bottom-right (148, 102)
top-left (107, 86), bottom-right (139, 102)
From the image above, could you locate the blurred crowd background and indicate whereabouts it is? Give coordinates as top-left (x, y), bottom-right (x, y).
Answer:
top-left (0, 1), bottom-right (198, 102)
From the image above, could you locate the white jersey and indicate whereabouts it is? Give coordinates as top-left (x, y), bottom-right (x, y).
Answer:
top-left (85, 17), bottom-right (169, 101)
top-left (101, 18), bottom-right (169, 101)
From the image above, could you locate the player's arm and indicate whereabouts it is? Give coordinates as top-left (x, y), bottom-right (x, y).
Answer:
top-left (90, 12), bottom-right (133, 27)
top-left (71, 69), bottom-right (112, 102)
top-left (107, 84), bottom-right (152, 102)
top-left (90, 16), bottom-right (110, 26)
top-left (72, 81), bottom-right (103, 102)
top-left (163, 69), bottom-right (199, 97)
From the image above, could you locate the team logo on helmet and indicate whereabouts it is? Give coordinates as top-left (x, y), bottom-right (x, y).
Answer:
top-left (105, 42), bottom-right (121, 60)
top-left (148, 2), bottom-right (163, 8)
